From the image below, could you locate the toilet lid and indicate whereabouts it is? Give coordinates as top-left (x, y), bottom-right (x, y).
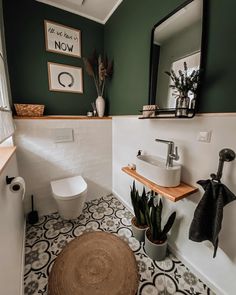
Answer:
top-left (51, 176), bottom-right (87, 199)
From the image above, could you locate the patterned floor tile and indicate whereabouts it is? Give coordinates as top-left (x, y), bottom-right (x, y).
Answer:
top-left (24, 195), bottom-right (215, 295)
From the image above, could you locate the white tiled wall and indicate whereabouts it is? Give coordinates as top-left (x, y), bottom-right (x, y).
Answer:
top-left (112, 114), bottom-right (236, 295)
top-left (14, 114), bottom-right (236, 295)
top-left (0, 154), bottom-right (25, 295)
top-left (14, 119), bottom-right (112, 216)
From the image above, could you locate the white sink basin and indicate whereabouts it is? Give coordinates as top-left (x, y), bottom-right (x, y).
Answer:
top-left (136, 155), bottom-right (181, 187)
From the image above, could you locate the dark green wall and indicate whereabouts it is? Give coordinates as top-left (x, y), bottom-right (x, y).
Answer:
top-left (105, 0), bottom-right (236, 114)
top-left (3, 0), bottom-right (236, 115)
top-left (3, 0), bottom-right (104, 115)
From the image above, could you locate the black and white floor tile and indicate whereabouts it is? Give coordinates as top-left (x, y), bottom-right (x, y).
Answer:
top-left (24, 195), bottom-right (215, 295)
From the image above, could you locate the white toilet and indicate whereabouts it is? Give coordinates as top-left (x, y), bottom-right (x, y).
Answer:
top-left (50, 175), bottom-right (87, 220)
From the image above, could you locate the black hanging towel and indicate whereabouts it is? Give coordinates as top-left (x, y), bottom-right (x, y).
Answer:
top-left (189, 148), bottom-right (236, 258)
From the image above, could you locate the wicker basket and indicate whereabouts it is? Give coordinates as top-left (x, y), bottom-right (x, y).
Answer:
top-left (14, 104), bottom-right (45, 117)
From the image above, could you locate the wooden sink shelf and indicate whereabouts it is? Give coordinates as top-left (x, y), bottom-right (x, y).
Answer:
top-left (122, 166), bottom-right (198, 202)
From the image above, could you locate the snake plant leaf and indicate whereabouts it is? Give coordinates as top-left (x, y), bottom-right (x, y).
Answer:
top-left (144, 200), bottom-right (151, 228)
top-left (130, 181), bottom-right (140, 224)
top-left (146, 195), bottom-right (176, 242)
top-left (148, 195), bottom-right (154, 208)
top-left (150, 205), bottom-right (157, 239)
top-left (130, 181), bottom-right (149, 226)
top-left (156, 200), bottom-right (162, 239)
top-left (159, 212), bottom-right (176, 241)
top-left (159, 198), bottom-right (163, 212)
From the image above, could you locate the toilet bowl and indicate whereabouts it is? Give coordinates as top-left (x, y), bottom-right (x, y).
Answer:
top-left (50, 175), bottom-right (87, 220)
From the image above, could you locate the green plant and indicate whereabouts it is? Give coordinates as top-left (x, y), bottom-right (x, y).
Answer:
top-left (165, 62), bottom-right (200, 98)
top-left (146, 194), bottom-right (176, 242)
top-left (130, 181), bottom-right (149, 227)
top-left (83, 50), bottom-right (113, 96)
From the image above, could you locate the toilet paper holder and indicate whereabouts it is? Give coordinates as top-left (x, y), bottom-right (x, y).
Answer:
top-left (6, 175), bottom-right (15, 185)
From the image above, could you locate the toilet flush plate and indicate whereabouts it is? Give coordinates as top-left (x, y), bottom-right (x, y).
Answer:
top-left (53, 128), bottom-right (74, 143)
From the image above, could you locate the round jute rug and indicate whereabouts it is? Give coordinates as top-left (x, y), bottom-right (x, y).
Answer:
top-left (48, 231), bottom-right (139, 295)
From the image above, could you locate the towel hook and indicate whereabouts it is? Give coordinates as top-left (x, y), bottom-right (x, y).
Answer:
top-left (6, 175), bottom-right (15, 185)
top-left (210, 148), bottom-right (235, 182)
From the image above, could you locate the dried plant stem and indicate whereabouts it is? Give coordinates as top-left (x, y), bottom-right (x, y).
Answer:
top-left (93, 75), bottom-right (100, 96)
top-left (101, 80), bottom-right (106, 97)
top-left (83, 52), bottom-right (113, 97)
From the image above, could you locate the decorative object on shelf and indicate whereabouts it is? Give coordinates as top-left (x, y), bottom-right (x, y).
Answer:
top-left (91, 102), bottom-right (97, 116)
top-left (14, 103), bottom-right (45, 117)
top-left (47, 62), bottom-right (83, 93)
top-left (83, 51), bottom-right (113, 117)
top-left (0, 106), bottom-right (8, 111)
top-left (142, 105), bottom-right (157, 118)
top-left (130, 181), bottom-right (149, 242)
top-left (44, 20), bottom-right (81, 58)
top-left (165, 62), bottom-right (200, 118)
top-left (175, 94), bottom-right (190, 117)
top-left (86, 111), bottom-right (93, 117)
top-left (144, 193), bottom-right (176, 261)
top-left (96, 96), bottom-right (105, 117)
top-left (189, 148), bottom-right (236, 258)
top-left (128, 163), bottom-right (136, 170)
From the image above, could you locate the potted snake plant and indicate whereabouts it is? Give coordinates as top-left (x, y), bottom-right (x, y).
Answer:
top-left (130, 181), bottom-right (149, 242)
top-left (145, 193), bottom-right (176, 260)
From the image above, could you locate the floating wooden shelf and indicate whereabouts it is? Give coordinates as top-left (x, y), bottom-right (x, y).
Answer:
top-left (0, 146), bottom-right (16, 175)
top-left (14, 116), bottom-right (112, 120)
top-left (122, 166), bottom-right (198, 202)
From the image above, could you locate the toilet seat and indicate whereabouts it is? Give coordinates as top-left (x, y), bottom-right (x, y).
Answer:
top-left (51, 176), bottom-right (87, 200)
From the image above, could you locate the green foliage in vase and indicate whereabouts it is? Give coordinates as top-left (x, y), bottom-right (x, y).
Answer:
top-left (83, 50), bottom-right (113, 96)
top-left (165, 62), bottom-right (200, 98)
top-left (146, 193), bottom-right (176, 242)
top-left (130, 181), bottom-right (149, 226)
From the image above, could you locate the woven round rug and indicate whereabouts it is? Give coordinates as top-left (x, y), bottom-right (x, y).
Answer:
top-left (48, 231), bottom-right (139, 295)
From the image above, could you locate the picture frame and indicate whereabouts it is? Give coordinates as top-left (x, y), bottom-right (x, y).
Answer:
top-left (44, 20), bottom-right (81, 58)
top-left (47, 62), bottom-right (83, 93)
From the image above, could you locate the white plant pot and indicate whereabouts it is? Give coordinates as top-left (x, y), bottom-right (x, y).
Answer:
top-left (131, 217), bottom-right (148, 242)
top-left (144, 229), bottom-right (167, 261)
top-left (96, 96), bottom-right (105, 117)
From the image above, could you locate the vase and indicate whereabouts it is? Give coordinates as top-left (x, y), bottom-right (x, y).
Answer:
top-left (96, 96), bottom-right (105, 117)
top-left (175, 95), bottom-right (190, 117)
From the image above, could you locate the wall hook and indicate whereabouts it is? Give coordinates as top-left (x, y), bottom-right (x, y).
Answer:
top-left (6, 176), bottom-right (15, 185)
top-left (210, 148), bottom-right (236, 182)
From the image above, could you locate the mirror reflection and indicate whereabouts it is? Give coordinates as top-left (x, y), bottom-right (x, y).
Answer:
top-left (149, 0), bottom-right (203, 116)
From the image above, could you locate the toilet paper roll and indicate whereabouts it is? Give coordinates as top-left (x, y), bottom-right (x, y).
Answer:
top-left (9, 176), bottom-right (25, 201)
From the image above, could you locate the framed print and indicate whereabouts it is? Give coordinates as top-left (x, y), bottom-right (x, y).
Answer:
top-left (47, 62), bottom-right (83, 93)
top-left (44, 20), bottom-right (81, 58)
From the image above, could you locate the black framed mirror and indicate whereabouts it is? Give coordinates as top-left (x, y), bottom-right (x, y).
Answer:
top-left (147, 0), bottom-right (207, 118)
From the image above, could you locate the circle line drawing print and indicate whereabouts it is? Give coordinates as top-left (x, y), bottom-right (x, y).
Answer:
top-left (58, 72), bottom-right (74, 88)
top-left (48, 62), bottom-right (83, 94)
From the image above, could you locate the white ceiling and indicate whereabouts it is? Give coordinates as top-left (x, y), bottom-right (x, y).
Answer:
top-left (154, 0), bottom-right (202, 44)
top-left (36, 0), bottom-right (123, 24)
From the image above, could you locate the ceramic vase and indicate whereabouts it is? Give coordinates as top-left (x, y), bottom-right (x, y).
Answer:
top-left (96, 96), bottom-right (105, 117)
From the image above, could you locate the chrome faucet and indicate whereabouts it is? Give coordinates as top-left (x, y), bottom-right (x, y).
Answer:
top-left (155, 138), bottom-right (179, 168)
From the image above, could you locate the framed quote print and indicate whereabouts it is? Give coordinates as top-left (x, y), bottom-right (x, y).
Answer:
top-left (44, 20), bottom-right (81, 58)
top-left (47, 62), bottom-right (83, 93)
